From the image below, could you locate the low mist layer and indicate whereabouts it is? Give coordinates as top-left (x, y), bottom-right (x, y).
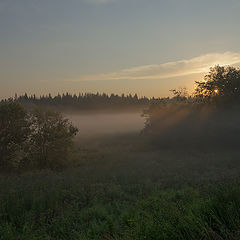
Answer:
top-left (66, 112), bottom-right (146, 137)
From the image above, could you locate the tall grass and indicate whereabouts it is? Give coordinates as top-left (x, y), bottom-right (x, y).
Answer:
top-left (1, 173), bottom-right (240, 239)
top-left (1, 129), bottom-right (240, 239)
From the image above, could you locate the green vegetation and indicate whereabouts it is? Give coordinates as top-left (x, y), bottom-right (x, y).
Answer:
top-left (143, 66), bottom-right (240, 148)
top-left (0, 102), bottom-right (30, 169)
top-left (1, 138), bottom-right (240, 239)
top-left (1, 65), bottom-right (240, 239)
top-left (0, 102), bottom-right (78, 171)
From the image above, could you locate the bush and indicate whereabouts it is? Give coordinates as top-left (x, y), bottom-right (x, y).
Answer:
top-left (0, 102), bottom-right (78, 171)
top-left (143, 103), bottom-right (240, 149)
top-left (29, 109), bottom-right (78, 169)
top-left (143, 66), bottom-right (240, 148)
top-left (0, 102), bottom-right (30, 169)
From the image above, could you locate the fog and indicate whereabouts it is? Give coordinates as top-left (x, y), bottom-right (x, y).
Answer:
top-left (66, 112), bottom-right (145, 137)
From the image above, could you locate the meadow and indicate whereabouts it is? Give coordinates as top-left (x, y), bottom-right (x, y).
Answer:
top-left (1, 0), bottom-right (240, 238)
top-left (1, 126), bottom-right (240, 240)
top-left (2, 65), bottom-right (240, 239)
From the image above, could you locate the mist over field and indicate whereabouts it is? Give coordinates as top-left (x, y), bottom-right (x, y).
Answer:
top-left (2, 69), bottom-right (240, 239)
top-left (66, 111), bottom-right (145, 136)
top-left (2, 0), bottom-right (240, 238)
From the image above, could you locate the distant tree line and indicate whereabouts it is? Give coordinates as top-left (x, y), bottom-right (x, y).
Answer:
top-left (1, 92), bottom-right (157, 111)
top-left (2, 65), bottom-right (240, 110)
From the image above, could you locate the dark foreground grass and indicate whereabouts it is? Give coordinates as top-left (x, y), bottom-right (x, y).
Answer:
top-left (1, 134), bottom-right (240, 240)
top-left (1, 175), bottom-right (240, 240)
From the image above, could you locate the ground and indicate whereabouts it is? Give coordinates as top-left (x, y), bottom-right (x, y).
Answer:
top-left (1, 133), bottom-right (240, 239)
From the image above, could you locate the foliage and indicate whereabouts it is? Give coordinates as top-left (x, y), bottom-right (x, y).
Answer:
top-left (0, 102), bottom-right (30, 169)
top-left (0, 103), bottom-right (78, 171)
top-left (143, 102), bottom-right (240, 148)
top-left (29, 109), bottom-right (78, 169)
top-left (143, 66), bottom-right (240, 146)
top-left (195, 65), bottom-right (240, 102)
top-left (169, 87), bottom-right (188, 101)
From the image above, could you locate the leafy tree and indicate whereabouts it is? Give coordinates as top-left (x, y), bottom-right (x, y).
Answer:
top-left (0, 102), bottom-right (78, 171)
top-left (169, 87), bottom-right (188, 101)
top-left (0, 102), bottom-right (30, 169)
top-left (29, 109), bottom-right (78, 169)
top-left (195, 65), bottom-right (240, 102)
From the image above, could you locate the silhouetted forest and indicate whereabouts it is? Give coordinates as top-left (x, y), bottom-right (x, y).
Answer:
top-left (1, 92), bottom-right (157, 111)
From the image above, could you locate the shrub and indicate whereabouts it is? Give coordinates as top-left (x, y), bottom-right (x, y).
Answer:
top-left (0, 102), bottom-right (30, 169)
top-left (29, 109), bottom-right (78, 169)
top-left (0, 102), bottom-right (78, 171)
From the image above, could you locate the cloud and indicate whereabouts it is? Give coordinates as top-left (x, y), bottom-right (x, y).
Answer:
top-left (68, 52), bottom-right (240, 82)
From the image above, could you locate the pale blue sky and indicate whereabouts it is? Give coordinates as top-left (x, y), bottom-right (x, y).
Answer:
top-left (1, 0), bottom-right (240, 98)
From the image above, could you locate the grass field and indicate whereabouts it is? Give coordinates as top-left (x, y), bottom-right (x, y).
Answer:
top-left (1, 133), bottom-right (240, 239)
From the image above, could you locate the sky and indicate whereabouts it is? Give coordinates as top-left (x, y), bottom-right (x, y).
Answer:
top-left (1, 0), bottom-right (240, 99)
